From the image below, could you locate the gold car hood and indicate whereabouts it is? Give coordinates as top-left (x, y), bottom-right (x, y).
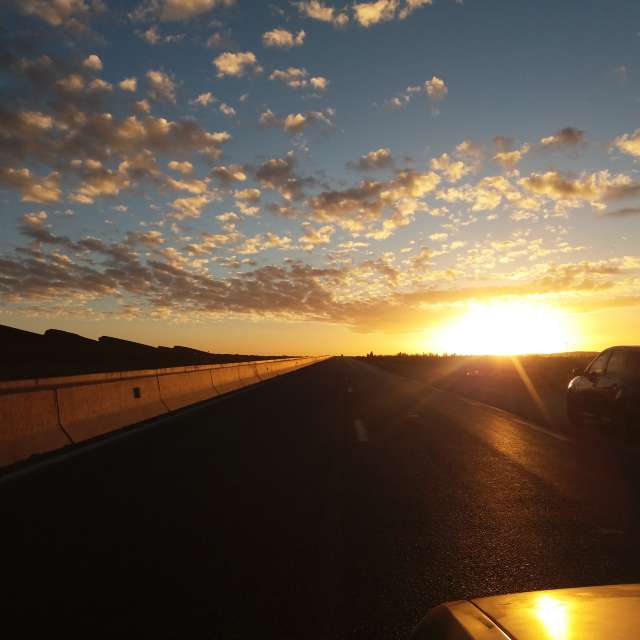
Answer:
top-left (472, 583), bottom-right (640, 640)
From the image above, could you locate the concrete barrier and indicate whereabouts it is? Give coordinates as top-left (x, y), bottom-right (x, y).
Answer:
top-left (57, 375), bottom-right (169, 443)
top-left (210, 365), bottom-right (242, 395)
top-left (158, 368), bottom-right (219, 411)
top-left (1, 356), bottom-right (331, 468)
top-left (236, 362), bottom-right (261, 388)
top-left (0, 389), bottom-right (70, 467)
top-left (254, 361), bottom-right (279, 380)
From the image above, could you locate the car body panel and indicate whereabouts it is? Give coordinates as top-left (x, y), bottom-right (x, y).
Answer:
top-left (412, 584), bottom-right (640, 640)
top-left (473, 583), bottom-right (640, 640)
top-left (411, 600), bottom-right (510, 639)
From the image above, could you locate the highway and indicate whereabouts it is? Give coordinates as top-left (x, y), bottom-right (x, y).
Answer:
top-left (3, 357), bottom-right (640, 639)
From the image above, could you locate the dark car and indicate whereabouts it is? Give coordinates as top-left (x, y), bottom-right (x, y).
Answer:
top-left (566, 346), bottom-right (640, 433)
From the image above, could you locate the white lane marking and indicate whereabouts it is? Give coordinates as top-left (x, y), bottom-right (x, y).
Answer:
top-left (433, 386), bottom-right (572, 443)
top-left (509, 417), bottom-right (572, 443)
top-left (354, 418), bottom-right (368, 442)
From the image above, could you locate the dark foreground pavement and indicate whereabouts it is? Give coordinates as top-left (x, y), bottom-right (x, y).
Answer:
top-left (4, 357), bottom-right (640, 638)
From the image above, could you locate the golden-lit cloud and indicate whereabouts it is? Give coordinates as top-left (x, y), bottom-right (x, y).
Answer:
top-left (293, 1), bottom-right (349, 27)
top-left (146, 69), bottom-right (176, 102)
top-left (119, 77), bottom-right (138, 92)
top-left (259, 108), bottom-right (335, 133)
top-left (425, 76), bottom-right (447, 101)
top-left (82, 54), bottom-right (103, 71)
top-left (612, 128), bottom-right (640, 158)
top-left (168, 160), bottom-right (193, 174)
top-left (132, 0), bottom-right (236, 22)
top-left (351, 148), bottom-right (394, 170)
top-left (262, 28), bottom-right (306, 49)
top-left (269, 67), bottom-right (329, 92)
top-left (0, 167), bottom-right (61, 203)
top-left (353, 0), bottom-right (399, 27)
top-left (213, 51), bottom-right (261, 77)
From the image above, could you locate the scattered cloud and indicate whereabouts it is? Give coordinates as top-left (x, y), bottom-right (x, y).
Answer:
top-left (259, 108), bottom-right (335, 133)
top-left (293, 1), bottom-right (349, 27)
top-left (269, 67), bottom-right (329, 92)
top-left (131, 0), bottom-right (237, 22)
top-left (350, 148), bottom-right (394, 170)
top-left (83, 54), bottom-right (103, 71)
top-left (262, 28), bottom-right (306, 48)
top-left (352, 0), bottom-right (433, 27)
top-left (168, 160), bottom-right (193, 174)
top-left (213, 51), bottom-right (262, 78)
top-left (192, 91), bottom-right (216, 106)
top-left (146, 69), bottom-right (177, 103)
top-left (119, 77), bottom-right (138, 92)
top-left (612, 129), bottom-right (640, 158)
top-left (539, 127), bottom-right (585, 149)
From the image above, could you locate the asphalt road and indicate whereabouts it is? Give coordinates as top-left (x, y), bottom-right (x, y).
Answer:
top-left (4, 357), bottom-right (640, 639)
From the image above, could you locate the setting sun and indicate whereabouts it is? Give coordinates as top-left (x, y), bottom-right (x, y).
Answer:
top-left (434, 301), bottom-right (572, 355)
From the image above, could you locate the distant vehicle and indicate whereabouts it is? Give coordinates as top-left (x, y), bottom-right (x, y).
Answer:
top-left (566, 346), bottom-right (640, 432)
top-left (411, 583), bottom-right (640, 639)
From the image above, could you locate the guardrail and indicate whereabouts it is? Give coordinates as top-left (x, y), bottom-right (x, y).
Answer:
top-left (0, 356), bottom-right (330, 468)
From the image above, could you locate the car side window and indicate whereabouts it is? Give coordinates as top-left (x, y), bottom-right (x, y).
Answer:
top-left (588, 351), bottom-right (610, 375)
top-left (605, 350), bottom-right (626, 376)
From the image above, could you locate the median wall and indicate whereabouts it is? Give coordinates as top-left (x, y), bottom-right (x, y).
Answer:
top-left (0, 356), bottom-right (330, 469)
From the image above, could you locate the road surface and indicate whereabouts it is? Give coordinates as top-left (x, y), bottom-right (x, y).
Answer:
top-left (3, 357), bottom-right (640, 638)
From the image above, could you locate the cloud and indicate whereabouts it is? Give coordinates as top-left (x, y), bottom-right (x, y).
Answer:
top-left (539, 127), bottom-right (585, 149)
top-left (430, 152), bottom-right (470, 182)
top-left (170, 193), bottom-right (217, 219)
top-left (269, 67), bottom-right (329, 92)
top-left (255, 153), bottom-right (315, 201)
top-left (138, 24), bottom-right (185, 44)
top-left (168, 160), bottom-right (193, 174)
top-left (131, 0), bottom-right (237, 22)
top-left (219, 102), bottom-right (236, 117)
top-left (308, 169), bottom-right (440, 235)
top-left (119, 77), bottom-right (138, 91)
top-left (83, 54), bottom-right (103, 71)
top-left (213, 51), bottom-right (261, 77)
top-left (293, 1), bottom-right (349, 27)
top-left (520, 170), bottom-right (631, 204)
top-left (299, 223), bottom-right (335, 250)
top-left (12, 0), bottom-right (102, 29)
top-left (353, 0), bottom-right (399, 27)
top-left (493, 143), bottom-right (530, 170)
top-left (259, 108), bottom-right (335, 133)
top-left (612, 129), bottom-right (640, 158)
top-left (146, 69), bottom-right (176, 102)
top-left (352, 0), bottom-right (432, 26)
top-left (398, 0), bottom-right (432, 19)
top-left (192, 91), bottom-right (216, 106)
top-left (262, 28), bottom-right (306, 49)
top-left (212, 164), bottom-right (247, 184)
top-left (69, 168), bottom-right (131, 204)
top-left (237, 232), bottom-right (292, 255)
top-left (350, 148), bottom-right (394, 170)
top-left (0, 167), bottom-right (61, 203)
top-left (425, 76), bottom-right (447, 101)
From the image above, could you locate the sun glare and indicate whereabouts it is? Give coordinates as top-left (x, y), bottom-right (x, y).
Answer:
top-left (434, 300), bottom-right (571, 355)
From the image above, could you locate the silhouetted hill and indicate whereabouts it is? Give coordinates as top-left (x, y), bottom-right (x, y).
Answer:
top-left (0, 324), bottom-right (290, 382)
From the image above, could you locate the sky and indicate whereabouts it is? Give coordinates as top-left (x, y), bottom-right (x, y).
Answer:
top-left (1, 0), bottom-right (640, 355)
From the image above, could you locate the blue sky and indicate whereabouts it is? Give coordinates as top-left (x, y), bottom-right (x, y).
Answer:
top-left (1, 0), bottom-right (640, 354)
